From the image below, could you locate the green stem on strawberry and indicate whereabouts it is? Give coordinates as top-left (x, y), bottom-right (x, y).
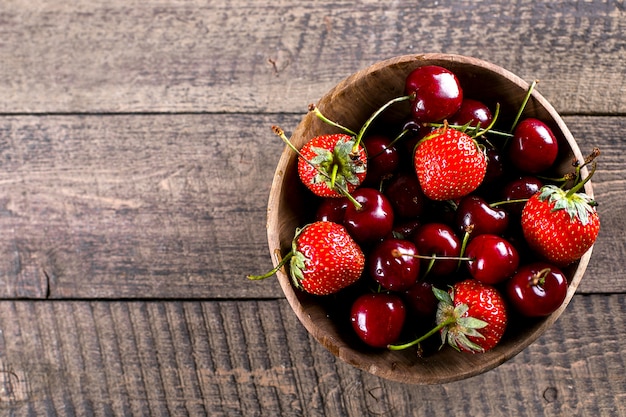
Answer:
top-left (387, 316), bottom-right (457, 350)
top-left (510, 80), bottom-right (538, 133)
top-left (351, 95), bottom-right (413, 155)
top-left (308, 104), bottom-right (357, 136)
top-left (426, 121), bottom-right (514, 139)
top-left (247, 251), bottom-right (294, 280)
top-left (272, 125), bottom-right (363, 210)
top-left (565, 160), bottom-right (597, 198)
top-left (330, 164), bottom-right (339, 190)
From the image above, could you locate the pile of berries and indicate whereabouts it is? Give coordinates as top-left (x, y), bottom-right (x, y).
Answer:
top-left (250, 65), bottom-right (600, 355)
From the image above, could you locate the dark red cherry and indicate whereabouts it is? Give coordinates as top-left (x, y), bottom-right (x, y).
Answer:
top-left (465, 234), bottom-right (520, 284)
top-left (315, 197), bottom-right (349, 223)
top-left (501, 176), bottom-right (544, 216)
top-left (403, 280), bottom-right (438, 321)
top-left (508, 118), bottom-right (559, 173)
top-left (384, 172), bottom-right (426, 219)
top-left (405, 65), bottom-right (463, 123)
top-left (369, 238), bottom-right (420, 291)
top-left (455, 195), bottom-right (509, 237)
top-left (449, 98), bottom-right (493, 128)
top-left (412, 223), bottom-right (461, 276)
top-left (483, 145), bottom-right (505, 185)
top-left (506, 262), bottom-right (568, 317)
top-left (363, 135), bottom-right (399, 186)
top-left (389, 218), bottom-right (422, 240)
top-left (344, 188), bottom-right (395, 244)
top-left (350, 293), bottom-right (406, 348)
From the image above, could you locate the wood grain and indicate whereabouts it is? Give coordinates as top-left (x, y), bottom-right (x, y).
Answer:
top-left (0, 0), bottom-right (623, 115)
top-left (0, 297), bottom-right (624, 416)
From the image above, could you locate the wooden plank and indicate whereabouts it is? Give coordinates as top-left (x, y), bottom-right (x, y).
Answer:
top-left (0, 296), bottom-right (624, 416)
top-left (0, 114), bottom-right (622, 298)
top-left (0, 0), bottom-right (623, 115)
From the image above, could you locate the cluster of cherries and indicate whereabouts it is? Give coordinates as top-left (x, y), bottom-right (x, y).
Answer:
top-left (304, 66), bottom-right (571, 350)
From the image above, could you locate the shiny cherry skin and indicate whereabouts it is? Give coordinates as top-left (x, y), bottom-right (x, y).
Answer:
top-left (501, 176), bottom-right (544, 216)
top-left (315, 197), bottom-right (349, 223)
top-left (508, 118), bottom-right (559, 173)
top-left (350, 293), bottom-right (406, 348)
top-left (412, 223), bottom-right (461, 276)
top-left (455, 195), bottom-right (509, 237)
top-left (344, 188), bottom-right (395, 245)
top-left (363, 135), bottom-right (399, 186)
top-left (389, 219), bottom-right (422, 241)
top-left (449, 98), bottom-right (493, 128)
top-left (384, 172), bottom-right (426, 219)
top-left (403, 280), bottom-right (438, 321)
top-left (506, 262), bottom-right (568, 317)
top-left (405, 65), bottom-right (463, 123)
top-left (465, 234), bottom-right (520, 284)
top-left (369, 238), bottom-right (420, 291)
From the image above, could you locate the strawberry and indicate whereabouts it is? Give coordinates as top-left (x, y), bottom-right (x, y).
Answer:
top-left (248, 221), bottom-right (365, 296)
top-left (413, 126), bottom-right (487, 201)
top-left (521, 181), bottom-right (600, 267)
top-left (389, 279), bottom-right (507, 353)
top-left (298, 133), bottom-right (368, 198)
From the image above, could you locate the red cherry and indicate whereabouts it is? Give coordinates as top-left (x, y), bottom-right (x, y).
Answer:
top-left (449, 98), bottom-right (493, 128)
top-left (315, 197), bottom-right (349, 223)
top-left (384, 172), bottom-right (426, 219)
top-left (483, 145), bottom-right (505, 185)
top-left (465, 234), bottom-right (520, 284)
top-left (363, 135), bottom-right (399, 186)
top-left (344, 188), bottom-right (395, 245)
top-left (369, 238), bottom-right (420, 291)
top-left (501, 176), bottom-right (544, 216)
top-left (412, 223), bottom-right (461, 276)
top-left (405, 65), bottom-right (463, 123)
top-left (402, 280), bottom-right (438, 321)
top-left (506, 262), bottom-right (568, 317)
top-left (350, 293), bottom-right (406, 348)
top-left (455, 195), bottom-right (509, 237)
top-left (508, 118), bottom-right (559, 173)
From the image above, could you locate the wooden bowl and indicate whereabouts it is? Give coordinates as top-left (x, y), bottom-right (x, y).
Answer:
top-left (265, 53), bottom-right (594, 384)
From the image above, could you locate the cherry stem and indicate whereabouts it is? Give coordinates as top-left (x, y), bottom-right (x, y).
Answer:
top-left (566, 160), bottom-right (597, 198)
top-left (489, 198), bottom-right (529, 208)
top-left (308, 104), bottom-right (357, 136)
top-left (272, 126), bottom-right (363, 210)
top-left (352, 95), bottom-right (412, 154)
top-left (388, 316), bottom-right (456, 350)
top-left (457, 225), bottom-right (473, 271)
top-left (391, 249), bottom-right (473, 262)
top-left (247, 251), bottom-right (293, 280)
top-left (531, 268), bottom-right (551, 286)
top-left (510, 80), bottom-right (538, 133)
top-left (426, 120), bottom-right (514, 139)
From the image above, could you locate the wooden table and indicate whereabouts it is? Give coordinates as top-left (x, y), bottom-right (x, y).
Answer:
top-left (0, 1), bottom-right (624, 415)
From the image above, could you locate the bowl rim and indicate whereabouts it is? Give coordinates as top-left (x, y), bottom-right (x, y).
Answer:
top-left (265, 53), bottom-right (594, 384)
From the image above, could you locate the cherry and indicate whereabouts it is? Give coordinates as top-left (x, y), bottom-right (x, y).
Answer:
top-left (369, 238), bottom-right (420, 291)
top-left (501, 176), bottom-right (544, 216)
top-left (315, 196), bottom-right (349, 223)
top-left (412, 223), bottom-right (461, 276)
top-left (465, 234), bottom-right (520, 284)
top-left (389, 219), bottom-right (422, 240)
top-left (506, 262), bottom-right (568, 317)
top-left (403, 280), bottom-right (438, 321)
top-left (455, 195), bottom-right (509, 237)
top-left (363, 135), bottom-right (399, 186)
top-left (449, 98), bottom-right (493, 128)
top-left (350, 293), bottom-right (406, 348)
top-left (482, 145), bottom-right (505, 185)
top-left (405, 65), bottom-right (463, 123)
top-left (344, 188), bottom-right (395, 245)
top-left (384, 172), bottom-right (426, 219)
top-left (508, 118), bottom-right (559, 173)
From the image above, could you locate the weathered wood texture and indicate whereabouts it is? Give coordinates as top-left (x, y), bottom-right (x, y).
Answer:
top-left (0, 114), bottom-right (622, 299)
top-left (0, 0), bottom-right (624, 115)
top-left (0, 297), bottom-right (624, 416)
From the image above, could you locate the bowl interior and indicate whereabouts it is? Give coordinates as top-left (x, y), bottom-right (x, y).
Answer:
top-left (266, 53), bottom-right (593, 384)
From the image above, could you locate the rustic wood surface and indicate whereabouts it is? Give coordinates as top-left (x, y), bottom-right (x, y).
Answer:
top-left (0, 0), bottom-right (624, 415)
